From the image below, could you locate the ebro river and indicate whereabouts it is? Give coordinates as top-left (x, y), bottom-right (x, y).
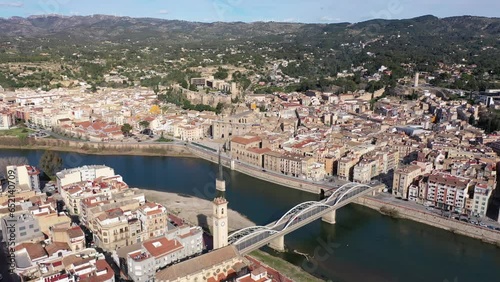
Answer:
top-left (2, 149), bottom-right (500, 282)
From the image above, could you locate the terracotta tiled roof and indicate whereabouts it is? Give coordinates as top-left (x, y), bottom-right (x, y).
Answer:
top-left (45, 242), bottom-right (71, 257)
top-left (231, 136), bottom-right (261, 145)
top-left (246, 147), bottom-right (271, 154)
top-left (67, 226), bottom-right (85, 239)
top-left (155, 246), bottom-right (240, 281)
top-left (143, 237), bottom-right (183, 258)
top-left (15, 243), bottom-right (48, 260)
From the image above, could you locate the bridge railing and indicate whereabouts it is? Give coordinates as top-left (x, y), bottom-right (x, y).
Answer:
top-left (230, 183), bottom-right (375, 251)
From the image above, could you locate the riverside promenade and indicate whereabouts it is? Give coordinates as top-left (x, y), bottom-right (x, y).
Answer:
top-left (187, 143), bottom-right (332, 194)
top-left (186, 144), bottom-right (500, 246)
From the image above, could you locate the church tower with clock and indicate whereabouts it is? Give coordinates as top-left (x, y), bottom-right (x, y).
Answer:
top-left (212, 151), bottom-right (229, 250)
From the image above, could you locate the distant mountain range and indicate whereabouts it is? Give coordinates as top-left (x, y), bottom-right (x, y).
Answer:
top-left (0, 14), bottom-right (499, 45)
top-left (1, 14), bottom-right (500, 80)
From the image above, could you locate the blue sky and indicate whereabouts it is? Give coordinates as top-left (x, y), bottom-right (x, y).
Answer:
top-left (0, 0), bottom-right (498, 23)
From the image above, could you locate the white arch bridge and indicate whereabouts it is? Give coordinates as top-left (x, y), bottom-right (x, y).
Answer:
top-left (228, 182), bottom-right (377, 254)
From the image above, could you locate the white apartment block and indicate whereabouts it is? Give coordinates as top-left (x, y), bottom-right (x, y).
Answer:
top-left (5, 165), bottom-right (41, 192)
top-left (426, 172), bottom-right (470, 212)
top-left (56, 165), bottom-right (115, 192)
top-left (0, 109), bottom-right (15, 129)
top-left (471, 183), bottom-right (492, 217)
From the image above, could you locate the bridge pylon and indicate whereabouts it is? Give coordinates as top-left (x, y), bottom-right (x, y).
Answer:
top-left (322, 209), bottom-right (336, 224)
top-left (268, 235), bottom-right (285, 252)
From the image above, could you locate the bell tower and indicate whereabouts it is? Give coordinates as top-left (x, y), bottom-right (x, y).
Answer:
top-left (212, 150), bottom-right (228, 249)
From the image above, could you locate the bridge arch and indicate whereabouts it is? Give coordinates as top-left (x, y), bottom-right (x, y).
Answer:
top-left (228, 226), bottom-right (279, 245)
top-left (271, 201), bottom-right (321, 229)
top-left (334, 183), bottom-right (373, 206)
top-left (326, 182), bottom-right (359, 203)
top-left (283, 202), bottom-right (331, 230)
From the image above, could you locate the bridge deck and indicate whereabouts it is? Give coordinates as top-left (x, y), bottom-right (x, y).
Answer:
top-left (229, 182), bottom-right (377, 254)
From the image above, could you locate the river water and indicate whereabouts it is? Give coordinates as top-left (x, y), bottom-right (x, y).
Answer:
top-left (2, 149), bottom-right (499, 282)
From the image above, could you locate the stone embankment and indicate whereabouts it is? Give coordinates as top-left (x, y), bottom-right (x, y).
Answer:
top-left (0, 136), bottom-right (193, 157)
top-left (355, 196), bottom-right (500, 245)
top-left (188, 146), bottom-right (326, 194)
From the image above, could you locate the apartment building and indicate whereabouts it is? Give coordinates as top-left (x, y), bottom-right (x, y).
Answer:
top-left (177, 124), bottom-right (204, 141)
top-left (263, 151), bottom-right (282, 172)
top-left (136, 202), bottom-right (168, 240)
top-left (13, 242), bottom-right (65, 277)
top-left (241, 147), bottom-right (271, 168)
top-left (56, 165), bottom-right (115, 192)
top-left (230, 135), bottom-right (262, 160)
top-left (1, 212), bottom-right (44, 245)
top-left (280, 153), bottom-right (304, 177)
top-left (470, 182), bottom-right (492, 217)
top-left (392, 165), bottom-right (425, 199)
top-left (85, 199), bottom-right (142, 232)
top-left (426, 172), bottom-right (470, 212)
top-left (0, 108), bottom-right (15, 129)
top-left (353, 149), bottom-right (400, 184)
top-left (60, 175), bottom-right (128, 216)
top-left (127, 226), bottom-right (203, 282)
top-left (93, 208), bottom-right (132, 251)
top-left (337, 154), bottom-right (360, 181)
top-left (29, 204), bottom-right (71, 235)
top-left (60, 182), bottom-right (112, 215)
top-left (50, 223), bottom-right (86, 252)
top-left (35, 255), bottom-right (115, 282)
top-left (353, 158), bottom-right (377, 184)
top-left (302, 160), bottom-right (326, 181)
top-left (6, 165), bottom-right (41, 192)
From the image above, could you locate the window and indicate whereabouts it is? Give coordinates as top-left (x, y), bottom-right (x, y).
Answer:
top-left (34, 229), bottom-right (39, 233)
top-left (20, 232), bottom-right (27, 236)
top-left (29, 224), bottom-right (34, 229)
top-left (19, 226), bottom-right (26, 231)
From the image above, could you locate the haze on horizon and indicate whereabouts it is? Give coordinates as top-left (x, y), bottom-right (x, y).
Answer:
top-left (0, 0), bottom-right (498, 24)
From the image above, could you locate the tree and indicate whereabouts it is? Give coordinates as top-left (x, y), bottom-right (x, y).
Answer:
top-left (214, 67), bottom-right (229, 80)
top-left (121, 123), bottom-right (133, 135)
top-left (139, 120), bottom-right (150, 129)
top-left (39, 151), bottom-right (62, 179)
top-left (180, 80), bottom-right (188, 89)
top-left (215, 102), bottom-right (224, 114)
top-left (189, 84), bottom-right (198, 91)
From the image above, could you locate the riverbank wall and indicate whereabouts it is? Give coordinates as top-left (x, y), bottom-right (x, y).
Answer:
top-left (0, 136), bottom-right (193, 157)
top-left (3, 136), bottom-right (500, 246)
top-left (354, 196), bottom-right (500, 245)
top-left (188, 146), bottom-right (324, 194)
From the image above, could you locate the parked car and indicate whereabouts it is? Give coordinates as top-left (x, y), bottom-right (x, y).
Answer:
top-left (479, 222), bottom-right (488, 228)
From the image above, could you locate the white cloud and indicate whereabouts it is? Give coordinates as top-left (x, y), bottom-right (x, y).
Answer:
top-left (0, 1), bottom-right (23, 7)
top-left (319, 16), bottom-right (341, 22)
top-left (158, 9), bottom-right (169, 15)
